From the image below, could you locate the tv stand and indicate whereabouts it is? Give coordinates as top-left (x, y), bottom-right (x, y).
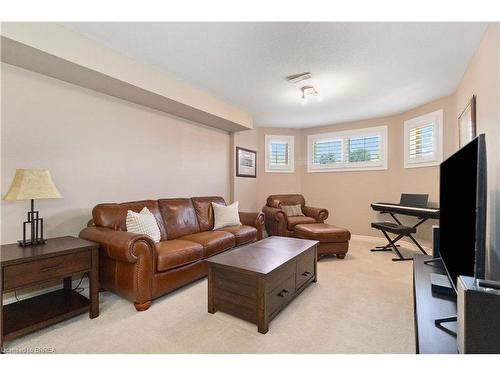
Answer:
top-left (435, 316), bottom-right (458, 337)
top-left (413, 254), bottom-right (458, 353)
top-left (423, 257), bottom-right (442, 265)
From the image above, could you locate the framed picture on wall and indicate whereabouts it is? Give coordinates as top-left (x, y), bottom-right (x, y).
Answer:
top-left (236, 147), bottom-right (257, 178)
top-left (458, 95), bottom-right (477, 148)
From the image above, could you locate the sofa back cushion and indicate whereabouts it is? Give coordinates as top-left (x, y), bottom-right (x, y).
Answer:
top-left (266, 194), bottom-right (306, 209)
top-left (191, 196), bottom-right (226, 232)
top-left (93, 200), bottom-right (167, 240)
top-left (158, 198), bottom-right (200, 239)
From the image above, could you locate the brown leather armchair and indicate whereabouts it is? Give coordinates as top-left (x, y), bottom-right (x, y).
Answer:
top-left (80, 197), bottom-right (264, 311)
top-left (262, 194), bottom-right (328, 237)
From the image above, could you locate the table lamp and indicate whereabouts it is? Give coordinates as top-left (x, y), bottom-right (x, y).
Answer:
top-left (2, 169), bottom-right (62, 246)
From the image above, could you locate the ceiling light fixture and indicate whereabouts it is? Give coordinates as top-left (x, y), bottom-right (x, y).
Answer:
top-left (301, 85), bottom-right (318, 99)
top-left (286, 72), bottom-right (312, 84)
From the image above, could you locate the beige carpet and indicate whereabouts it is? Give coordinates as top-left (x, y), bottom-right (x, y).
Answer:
top-left (6, 236), bottom-right (419, 354)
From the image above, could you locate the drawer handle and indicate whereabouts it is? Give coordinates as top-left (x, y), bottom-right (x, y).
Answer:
top-left (40, 264), bottom-right (64, 272)
top-left (302, 271), bottom-right (311, 277)
top-left (278, 289), bottom-right (289, 297)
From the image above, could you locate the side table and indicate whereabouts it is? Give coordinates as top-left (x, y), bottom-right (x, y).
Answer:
top-left (0, 236), bottom-right (99, 352)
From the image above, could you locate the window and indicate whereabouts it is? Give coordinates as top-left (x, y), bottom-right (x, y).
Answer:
top-left (348, 136), bottom-right (381, 162)
top-left (313, 139), bottom-right (343, 165)
top-left (265, 135), bottom-right (294, 172)
top-left (404, 109), bottom-right (443, 168)
top-left (270, 142), bottom-right (288, 165)
top-left (308, 126), bottom-right (388, 172)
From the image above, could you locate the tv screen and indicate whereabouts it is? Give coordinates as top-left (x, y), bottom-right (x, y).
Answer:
top-left (439, 134), bottom-right (487, 290)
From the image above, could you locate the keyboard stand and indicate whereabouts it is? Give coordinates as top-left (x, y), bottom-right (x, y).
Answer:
top-left (371, 211), bottom-right (429, 261)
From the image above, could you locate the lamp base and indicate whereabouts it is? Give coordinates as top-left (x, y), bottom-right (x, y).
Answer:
top-left (19, 199), bottom-right (46, 247)
top-left (18, 238), bottom-right (46, 247)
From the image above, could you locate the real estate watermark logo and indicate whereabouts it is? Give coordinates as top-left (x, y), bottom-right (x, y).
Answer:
top-left (1, 346), bottom-right (56, 354)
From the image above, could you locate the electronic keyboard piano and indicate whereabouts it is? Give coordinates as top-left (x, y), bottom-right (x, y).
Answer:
top-left (370, 195), bottom-right (440, 261)
top-left (371, 202), bottom-right (440, 219)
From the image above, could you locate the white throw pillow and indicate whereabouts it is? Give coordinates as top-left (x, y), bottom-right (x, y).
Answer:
top-left (126, 207), bottom-right (161, 243)
top-left (212, 201), bottom-right (241, 230)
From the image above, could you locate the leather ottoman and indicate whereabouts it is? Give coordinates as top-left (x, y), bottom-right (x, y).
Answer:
top-left (294, 223), bottom-right (351, 259)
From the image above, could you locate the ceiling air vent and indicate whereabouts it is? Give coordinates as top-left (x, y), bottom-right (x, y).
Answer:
top-left (286, 72), bottom-right (312, 84)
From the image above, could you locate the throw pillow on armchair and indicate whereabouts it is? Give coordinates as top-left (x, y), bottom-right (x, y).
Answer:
top-left (281, 204), bottom-right (304, 217)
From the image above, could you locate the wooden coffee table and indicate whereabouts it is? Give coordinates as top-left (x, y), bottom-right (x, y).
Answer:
top-left (205, 236), bottom-right (318, 334)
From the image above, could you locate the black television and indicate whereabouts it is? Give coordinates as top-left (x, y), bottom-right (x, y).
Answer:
top-left (439, 134), bottom-right (487, 291)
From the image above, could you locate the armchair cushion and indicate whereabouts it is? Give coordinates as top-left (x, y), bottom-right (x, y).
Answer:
top-left (281, 204), bottom-right (304, 217)
top-left (286, 216), bottom-right (316, 230)
top-left (180, 231), bottom-right (236, 257)
top-left (156, 239), bottom-right (204, 272)
top-left (220, 225), bottom-right (257, 246)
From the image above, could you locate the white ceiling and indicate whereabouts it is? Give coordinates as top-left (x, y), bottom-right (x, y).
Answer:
top-left (63, 22), bottom-right (488, 128)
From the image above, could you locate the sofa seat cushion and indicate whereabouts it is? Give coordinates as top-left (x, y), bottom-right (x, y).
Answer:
top-left (287, 216), bottom-right (316, 230)
top-left (156, 239), bottom-right (204, 272)
top-left (219, 225), bottom-right (257, 246)
top-left (180, 231), bottom-right (236, 258)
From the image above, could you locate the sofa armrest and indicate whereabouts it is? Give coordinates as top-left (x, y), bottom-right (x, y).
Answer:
top-left (79, 226), bottom-right (156, 264)
top-left (262, 205), bottom-right (288, 236)
top-left (302, 206), bottom-right (329, 223)
top-left (239, 211), bottom-right (265, 240)
top-left (239, 211), bottom-right (265, 227)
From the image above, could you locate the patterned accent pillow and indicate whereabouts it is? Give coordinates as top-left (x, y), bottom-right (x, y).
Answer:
top-left (212, 201), bottom-right (241, 230)
top-left (126, 207), bottom-right (161, 243)
top-left (281, 204), bottom-right (304, 217)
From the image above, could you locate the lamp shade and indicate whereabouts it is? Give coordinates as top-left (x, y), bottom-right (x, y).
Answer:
top-left (2, 169), bottom-right (62, 201)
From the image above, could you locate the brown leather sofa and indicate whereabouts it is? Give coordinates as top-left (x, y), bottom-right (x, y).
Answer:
top-left (79, 196), bottom-right (264, 311)
top-left (262, 194), bottom-right (328, 237)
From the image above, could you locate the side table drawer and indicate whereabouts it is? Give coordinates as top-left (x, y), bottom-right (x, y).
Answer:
top-left (3, 251), bottom-right (91, 291)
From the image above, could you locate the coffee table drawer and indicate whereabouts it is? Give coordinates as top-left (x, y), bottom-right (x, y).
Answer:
top-left (296, 248), bottom-right (315, 289)
top-left (268, 274), bottom-right (296, 315)
top-left (268, 261), bottom-right (295, 292)
top-left (3, 251), bottom-right (91, 291)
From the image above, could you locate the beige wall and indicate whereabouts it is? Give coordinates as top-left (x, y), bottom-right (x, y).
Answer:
top-left (300, 95), bottom-right (456, 244)
top-left (1, 63), bottom-right (231, 244)
top-left (233, 24), bottom-right (500, 279)
top-left (256, 128), bottom-right (303, 210)
top-left (455, 23), bottom-right (500, 279)
top-left (231, 130), bottom-right (259, 211)
top-left (232, 96), bottom-right (455, 244)
top-left (232, 127), bottom-right (302, 212)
